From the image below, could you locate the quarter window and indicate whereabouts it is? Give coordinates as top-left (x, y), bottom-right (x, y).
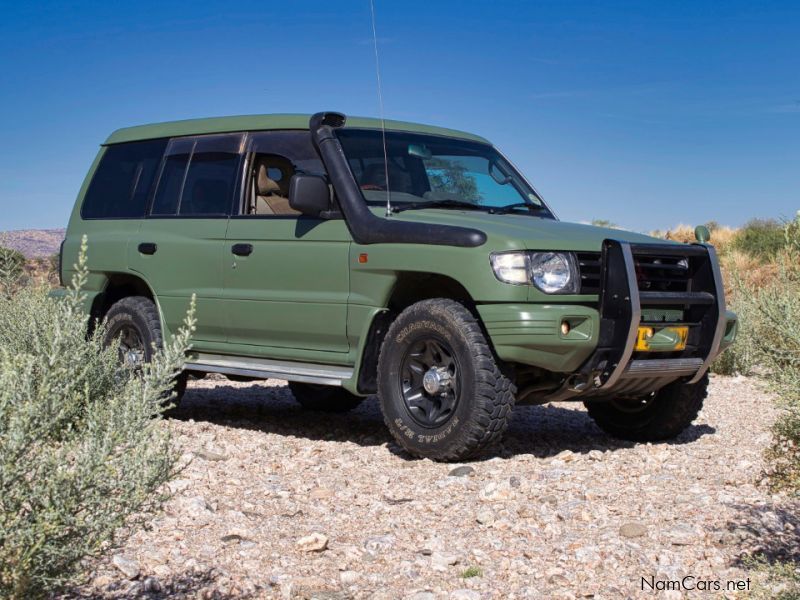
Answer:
top-left (81, 139), bottom-right (167, 219)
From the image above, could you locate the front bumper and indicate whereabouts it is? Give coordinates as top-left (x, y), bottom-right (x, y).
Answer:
top-left (480, 239), bottom-right (733, 400)
top-left (477, 303), bottom-right (600, 373)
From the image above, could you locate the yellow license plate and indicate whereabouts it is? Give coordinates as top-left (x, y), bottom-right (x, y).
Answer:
top-left (635, 325), bottom-right (689, 352)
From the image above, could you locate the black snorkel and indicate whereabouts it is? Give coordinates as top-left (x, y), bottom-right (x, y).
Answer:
top-left (309, 112), bottom-right (487, 247)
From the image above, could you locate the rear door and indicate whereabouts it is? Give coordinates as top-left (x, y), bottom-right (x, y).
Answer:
top-left (128, 134), bottom-right (244, 345)
top-left (68, 138), bottom-right (167, 292)
top-left (223, 130), bottom-right (351, 359)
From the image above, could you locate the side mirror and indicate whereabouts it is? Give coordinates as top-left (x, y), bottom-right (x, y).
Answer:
top-left (289, 174), bottom-right (332, 217)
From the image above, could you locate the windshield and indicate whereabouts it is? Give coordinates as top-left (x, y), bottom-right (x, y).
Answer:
top-left (336, 129), bottom-right (553, 217)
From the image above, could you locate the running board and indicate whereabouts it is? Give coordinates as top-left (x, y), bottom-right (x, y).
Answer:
top-left (184, 353), bottom-right (353, 386)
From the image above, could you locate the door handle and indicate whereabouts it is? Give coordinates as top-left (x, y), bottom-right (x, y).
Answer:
top-left (231, 243), bottom-right (253, 257)
top-left (138, 242), bottom-right (157, 255)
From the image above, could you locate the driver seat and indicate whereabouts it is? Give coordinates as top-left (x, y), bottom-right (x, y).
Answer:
top-left (253, 156), bottom-right (298, 215)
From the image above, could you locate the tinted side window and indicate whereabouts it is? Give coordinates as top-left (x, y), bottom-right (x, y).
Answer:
top-left (150, 135), bottom-right (242, 217)
top-left (81, 139), bottom-right (167, 219)
top-left (180, 136), bottom-right (242, 216)
top-left (150, 138), bottom-right (192, 216)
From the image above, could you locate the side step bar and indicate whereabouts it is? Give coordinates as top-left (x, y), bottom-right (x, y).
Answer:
top-left (184, 353), bottom-right (353, 386)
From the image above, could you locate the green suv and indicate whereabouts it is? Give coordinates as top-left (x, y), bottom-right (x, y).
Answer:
top-left (57, 111), bottom-right (737, 461)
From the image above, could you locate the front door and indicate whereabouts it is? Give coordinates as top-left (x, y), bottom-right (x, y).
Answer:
top-left (223, 131), bottom-right (351, 360)
top-left (128, 133), bottom-right (244, 346)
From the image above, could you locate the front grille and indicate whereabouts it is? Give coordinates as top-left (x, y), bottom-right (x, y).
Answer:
top-left (577, 252), bottom-right (601, 294)
top-left (577, 250), bottom-right (692, 295)
top-left (633, 254), bottom-right (690, 292)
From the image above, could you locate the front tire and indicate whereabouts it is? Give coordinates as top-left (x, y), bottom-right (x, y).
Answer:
top-left (584, 373), bottom-right (708, 442)
top-left (377, 299), bottom-right (515, 461)
top-left (103, 296), bottom-right (187, 407)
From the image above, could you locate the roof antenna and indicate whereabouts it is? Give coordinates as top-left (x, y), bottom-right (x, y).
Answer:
top-left (368, 0), bottom-right (392, 216)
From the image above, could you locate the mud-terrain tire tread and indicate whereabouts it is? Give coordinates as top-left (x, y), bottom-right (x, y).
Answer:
top-left (584, 373), bottom-right (708, 442)
top-left (289, 382), bottom-right (364, 413)
top-left (378, 298), bottom-right (516, 461)
top-left (103, 296), bottom-right (187, 407)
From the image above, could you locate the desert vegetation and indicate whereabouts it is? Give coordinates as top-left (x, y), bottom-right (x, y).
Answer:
top-left (653, 214), bottom-right (800, 596)
top-left (0, 238), bottom-right (193, 599)
top-left (654, 215), bottom-right (800, 488)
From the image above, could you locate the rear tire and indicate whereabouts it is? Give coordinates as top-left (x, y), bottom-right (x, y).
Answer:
top-left (584, 373), bottom-right (708, 442)
top-left (377, 299), bottom-right (515, 462)
top-left (103, 296), bottom-right (187, 407)
top-left (289, 382), bottom-right (364, 412)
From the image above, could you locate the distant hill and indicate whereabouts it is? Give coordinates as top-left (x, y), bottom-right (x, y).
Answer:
top-left (0, 228), bottom-right (66, 258)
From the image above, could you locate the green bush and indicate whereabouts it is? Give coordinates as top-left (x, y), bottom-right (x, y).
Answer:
top-left (0, 245), bottom-right (26, 295)
top-left (732, 218), bottom-right (786, 259)
top-left (759, 245), bottom-right (800, 492)
top-left (0, 238), bottom-right (194, 599)
top-left (724, 213), bottom-right (800, 492)
top-left (711, 276), bottom-right (760, 376)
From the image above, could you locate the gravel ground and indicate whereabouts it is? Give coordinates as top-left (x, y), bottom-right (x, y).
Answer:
top-left (69, 374), bottom-right (797, 599)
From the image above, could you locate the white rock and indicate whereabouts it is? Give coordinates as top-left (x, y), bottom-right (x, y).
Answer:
top-left (339, 570), bottom-right (361, 585)
top-left (479, 481), bottom-right (515, 502)
top-left (296, 532), bottom-right (328, 552)
top-left (167, 478), bottom-right (192, 493)
top-left (111, 554), bottom-right (140, 579)
top-left (431, 551), bottom-right (459, 570)
top-left (183, 495), bottom-right (211, 517)
top-left (476, 508), bottom-right (496, 525)
top-left (451, 590), bottom-right (481, 600)
top-left (364, 535), bottom-right (395, 555)
top-left (405, 593), bottom-right (436, 600)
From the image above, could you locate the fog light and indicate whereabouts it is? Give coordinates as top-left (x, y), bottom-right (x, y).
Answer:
top-left (561, 320), bottom-right (571, 335)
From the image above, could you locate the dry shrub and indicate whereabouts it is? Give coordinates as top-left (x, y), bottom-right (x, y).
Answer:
top-left (721, 213), bottom-right (800, 492)
top-left (721, 250), bottom-right (779, 299)
top-left (0, 238), bottom-right (195, 599)
top-left (708, 226), bottom-right (737, 253)
top-left (651, 223), bottom-right (738, 255)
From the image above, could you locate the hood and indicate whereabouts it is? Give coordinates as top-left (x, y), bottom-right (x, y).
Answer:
top-left (385, 208), bottom-right (671, 252)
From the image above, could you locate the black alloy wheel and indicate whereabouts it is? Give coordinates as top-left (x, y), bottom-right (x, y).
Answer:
top-left (399, 336), bottom-right (461, 428)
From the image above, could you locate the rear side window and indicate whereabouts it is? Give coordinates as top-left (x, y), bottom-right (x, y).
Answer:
top-left (150, 134), bottom-right (243, 216)
top-left (81, 139), bottom-right (167, 219)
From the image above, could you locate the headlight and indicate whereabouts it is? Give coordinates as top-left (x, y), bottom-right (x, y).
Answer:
top-left (530, 252), bottom-right (579, 293)
top-left (490, 251), bottom-right (579, 294)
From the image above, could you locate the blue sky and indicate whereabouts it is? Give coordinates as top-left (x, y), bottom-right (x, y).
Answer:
top-left (0, 0), bottom-right (797, 232)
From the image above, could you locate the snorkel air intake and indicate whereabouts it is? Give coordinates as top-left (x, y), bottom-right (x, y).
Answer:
top-left (309, 112), bottom-right (487, 247)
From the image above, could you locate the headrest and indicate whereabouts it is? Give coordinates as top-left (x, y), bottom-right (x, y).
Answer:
top-left (256, 164), bottom-right (281, 195)
top-left (362, 162), bottom-right (406, 189)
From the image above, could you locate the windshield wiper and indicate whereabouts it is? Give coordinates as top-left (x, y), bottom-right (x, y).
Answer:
top-left (488, 202), bottom-right (544, 215)
top-left (391, 199), bottom-right (488, 214)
